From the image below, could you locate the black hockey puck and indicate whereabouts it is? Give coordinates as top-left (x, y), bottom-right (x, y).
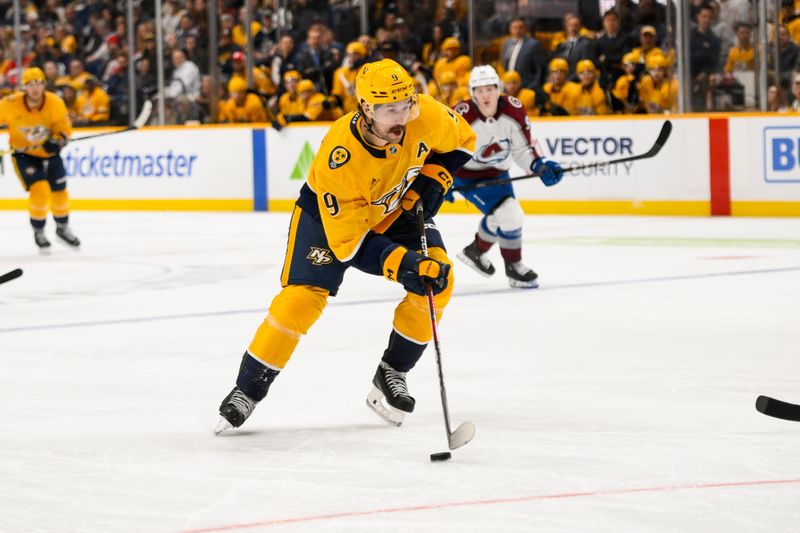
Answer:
top-left (430, 452), bottom-right (452, 462)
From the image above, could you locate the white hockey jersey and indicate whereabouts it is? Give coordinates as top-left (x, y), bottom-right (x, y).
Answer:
top-left (453, 95), bottom-right (541, 179)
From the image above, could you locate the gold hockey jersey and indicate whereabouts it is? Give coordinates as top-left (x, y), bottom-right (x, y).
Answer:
top-left (0, 91), bottom-right (72, 158)
top-left (306, 94), bottom-right (476, 263)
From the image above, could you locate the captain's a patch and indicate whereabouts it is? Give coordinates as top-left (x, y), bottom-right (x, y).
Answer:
top-left (328, 146), bottom-right (351, 169)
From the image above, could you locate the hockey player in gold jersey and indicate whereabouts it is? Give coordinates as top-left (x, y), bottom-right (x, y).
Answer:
top-left (216, 59), bottom-right (476, 432)
top-left (0, 67), bottom-right (79, 251)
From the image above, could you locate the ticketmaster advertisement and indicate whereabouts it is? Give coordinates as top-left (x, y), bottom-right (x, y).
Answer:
top-left (0, 127), bottom-right (253, 207)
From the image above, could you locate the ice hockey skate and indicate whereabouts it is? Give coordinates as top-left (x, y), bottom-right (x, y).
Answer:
top-left (216, 386), bottom-right (258, 434)
top-left (55, 225), bottom-right (81, 248)
top-left (366, 362), bottom-right (415, 427)
top-left (33, 229), bottom-right (51, 253)
top-left (457, 241), bottom-right (495, 277)
top-left (505, 261), bottom-right (539, 289)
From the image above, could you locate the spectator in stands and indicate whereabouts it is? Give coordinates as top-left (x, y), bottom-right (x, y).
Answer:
top-left (565, 59), bottom-right (608, 115)
top-left (295, 25), bottom-right (337, 93)
top-left (233, 6), bottom-right (260, 48)
top-left (780, 0), bottom-right (800, 44)
top-left (73, 75), bottom-right (110, 125)
top-left (768, 84), bottom-right (789, 112)
top-left (59, 84), bottom-right (80, 122)
top-left (219, 77), bottom-right (269, 123)
top-left (184, 33), bottom-right (208, 75)
top-left (393, 17), bottom-right (422, 66)
top-left (57, 59), bottom-right (92, 91)
top-left (790, 71), bottom-right (800, 111)
top-left (554, 14), bottom-right (597, 74)
top-left (612, 0), bottom-right (638, 33)
top-left (165, 48), bottom-right (201, 99)
top-left (595, 9), bottom-right (628, 89)
top-left (136, 56), bottom-right (158, 102)
top-left (270, 35), bottom-right (297, 92)
top-left (255, 10), bottom-right (279, 65)
top-left (501, 70), bottom-right (539, 117)
top-left (42, 60), bottom-right (60, 92)
top-left (690, 3), bottom-right (721, 111)
top-left (543, 57), bottom-right (579, 115)
top-left (106, 51), bottom-right (130, 121)
top-left (778, 25), bottom-right (799, 87)
top-left (330, 41), bottom-right (366, 114)
top-left (638, 53), bottom-right (676, 113)
top-left (724, 22), bottom-right (754, 73)
top-left (629, 25), bottom-right (669, 68)
top-left (501, 17), bottom-right (547, 89)
top-left (710, 0), bottom-right (736, 71)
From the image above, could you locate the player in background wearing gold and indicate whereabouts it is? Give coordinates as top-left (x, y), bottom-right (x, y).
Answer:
top-left (331, 41), bottom-right (368, 114)
top-left (501, 70), bottom-right (539, 118)
top-left (564, 59), bottom-right (609, 116)
top-left (219, 77), bottom-right (269, 123)
top-left (0, 67), bottom-right (78, 251)
top-left (543, 58), bottom-right (578, 115)
top-left (216, 59), bottom-right (476, 432)
top-left (637, 54), bottom-right (677, 114)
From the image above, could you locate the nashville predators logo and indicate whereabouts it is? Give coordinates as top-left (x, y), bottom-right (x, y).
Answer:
top-left (19, 125), bottom-right (49, 144)
top-left (307, 247), bottom-right (333, 265)
top-left (328, 146), bottom-right (350, 169)
top-left (371, 166), bottom-right (421, 214)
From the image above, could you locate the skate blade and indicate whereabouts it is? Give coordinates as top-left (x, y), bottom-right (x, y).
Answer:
top-left (366, 386), bottom-right (405, 427)
top-left (56, 239), bottom-right (81, 250)
top-left (456, 252), bottom-right (494, 278)
top-left (508, 278), bottom-right (539, 289)
top-left (214, 417), bottom-right (234, 435)
top-left (448, 421), bottom-right (476, 450)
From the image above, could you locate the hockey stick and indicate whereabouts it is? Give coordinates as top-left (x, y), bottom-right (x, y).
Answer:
top-left (415, 202), bottom-right (476, 451)
top-left (0, 100), bottom-right (153, 157)
top-left (0, 268), bottom-right (23, 285)
top-left (452, 119), bottom-right (673, 193)
top-left (756, 395), bottom-right (800, 422)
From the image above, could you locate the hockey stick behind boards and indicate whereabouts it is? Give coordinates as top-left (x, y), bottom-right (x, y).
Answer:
top-left (453, 120), bottom-right (673, 193)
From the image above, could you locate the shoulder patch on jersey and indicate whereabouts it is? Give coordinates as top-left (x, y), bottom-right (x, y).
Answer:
top-left (454, 102), bottom-right (470, 116)
top-left (328, 146), bottom-right (351, 169)
top-left (507, 95), bottom-right (523, 108)
top-left (416, 141), bottom-right (430, 158)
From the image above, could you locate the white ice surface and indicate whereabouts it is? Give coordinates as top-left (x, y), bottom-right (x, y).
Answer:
top-left (1, 211), bottom-right (799, 533)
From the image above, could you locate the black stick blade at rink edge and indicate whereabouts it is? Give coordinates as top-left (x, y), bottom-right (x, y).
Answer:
top-left (756, 395), bottom-right (800, 422)
top-left (0, 268), bottom-right (22, 285)
top-left (430, 452), bottom-right (451, 462)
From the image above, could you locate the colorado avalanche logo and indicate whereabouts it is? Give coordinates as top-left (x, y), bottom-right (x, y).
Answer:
top-left (474, 139), bottom-right (511, 165)
top-left (454, 102), bottom-right (469, 116)
top-left (507, 96), bottom-right (523, 108)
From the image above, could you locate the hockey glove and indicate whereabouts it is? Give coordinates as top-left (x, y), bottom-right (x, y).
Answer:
top-left (531, 157), bottom-right (564, 187)
top-left (271, 113), bottom-right (287, 131)
top-left (399, 163), bottom-right (453, 219)
top-left (382, 245), bottom-right (450, 296)
top-left (43, 134), bottom-right (67, 155)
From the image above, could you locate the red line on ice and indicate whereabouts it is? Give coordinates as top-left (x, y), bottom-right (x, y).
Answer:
top-left (178, 477), bottom-right (800, 532)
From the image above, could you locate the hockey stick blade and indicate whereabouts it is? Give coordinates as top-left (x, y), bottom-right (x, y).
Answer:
top-left (448, 421), bottom-right (476, 450)
top-left (452, 120), bottom-right (673, 192)
top-left (756, 395), bottom-right (800, 422)
top-left (0, 268), bottom-right (23, 285)
top-left (133, 99), bottom-right (153, 129)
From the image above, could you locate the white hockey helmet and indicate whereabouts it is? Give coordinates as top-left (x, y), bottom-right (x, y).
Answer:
top-left (468, 65), bottom-right (502, 99)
